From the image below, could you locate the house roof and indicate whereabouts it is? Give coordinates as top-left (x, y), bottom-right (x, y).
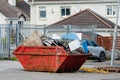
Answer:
top-left (16, 0), bottom-right (30, 17)
top-left (0, 0), bottom-right (30, 19)
top-left (51, 9), bottom-right (116, 28)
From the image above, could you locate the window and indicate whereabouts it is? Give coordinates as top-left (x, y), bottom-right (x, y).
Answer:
top-left (106, 5), bottom-right (117, 16)
top-left (10, 21), bottom-right (13, 26)
top-left (18, 21), bottom-right (23, 28)
top-left (39, 7), bottom-right (46, 18)
top-left (61, 6), bottom-right (71, 16)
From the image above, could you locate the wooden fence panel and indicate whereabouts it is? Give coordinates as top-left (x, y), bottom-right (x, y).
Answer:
top-left (97, 36), bottom-right (120, 50)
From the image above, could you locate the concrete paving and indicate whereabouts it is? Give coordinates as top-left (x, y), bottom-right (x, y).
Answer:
top-left (0, 60), bottom-right (120, 80)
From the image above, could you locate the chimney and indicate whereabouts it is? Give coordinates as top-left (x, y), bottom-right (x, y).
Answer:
top-left (8, 0), bottom-right (16, 6)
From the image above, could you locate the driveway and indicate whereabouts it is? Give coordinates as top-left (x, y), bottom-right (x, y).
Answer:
top-left (0, 60), bottom-right (120, 80)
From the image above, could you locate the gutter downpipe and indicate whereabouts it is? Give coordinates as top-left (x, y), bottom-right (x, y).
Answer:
top-left (111, 0), bottom-right (120, 66)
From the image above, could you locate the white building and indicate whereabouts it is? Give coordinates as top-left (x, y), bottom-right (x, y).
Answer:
top-left (29, 0), bottom-right (120, 26)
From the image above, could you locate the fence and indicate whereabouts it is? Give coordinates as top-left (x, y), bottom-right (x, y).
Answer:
top-left (0, 24), bottom-right (97, 59)
top-left (97, 36), bottom-right (120, 50)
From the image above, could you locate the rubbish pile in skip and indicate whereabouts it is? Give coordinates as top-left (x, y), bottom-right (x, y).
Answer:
top-left (21, 30), bottom-right (89, 54)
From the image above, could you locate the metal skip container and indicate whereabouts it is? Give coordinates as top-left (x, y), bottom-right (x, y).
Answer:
top-left (13, 46), bottom-right (90, 73)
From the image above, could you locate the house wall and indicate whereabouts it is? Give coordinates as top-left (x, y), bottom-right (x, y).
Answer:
top-left (0, 12), bottom-right (8, 24)
top-left (18, 16), bottom-right (30, 25)
top-left (30, 1), bottom-right (120, 26)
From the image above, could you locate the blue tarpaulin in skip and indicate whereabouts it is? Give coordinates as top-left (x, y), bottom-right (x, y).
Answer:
top-left (61, 33), bottom-right (79, 40)
top-left (61, 33), bottom-right (89, 54)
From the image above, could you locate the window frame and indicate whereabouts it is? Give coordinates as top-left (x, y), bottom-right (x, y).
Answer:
top-left (18, 21), bottom-right (23, 28)
top-left (106, 5), bottom-right (117, 17)
top-left (61, 6), bottom-right (71, 17)
top-left (39, 6), bottom-right (46, 19)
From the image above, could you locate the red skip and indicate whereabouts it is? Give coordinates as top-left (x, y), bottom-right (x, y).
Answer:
top-left (13, 46), bottom-right (90, 73)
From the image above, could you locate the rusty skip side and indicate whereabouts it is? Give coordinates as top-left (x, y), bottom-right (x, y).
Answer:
top-left (13, 46), bottom-right (90, 73)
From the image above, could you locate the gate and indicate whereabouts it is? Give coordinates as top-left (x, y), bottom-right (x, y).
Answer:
top-left (0, 24), bottom-right (45, 59)
top-left (0, 25), bottom-right (10, 59)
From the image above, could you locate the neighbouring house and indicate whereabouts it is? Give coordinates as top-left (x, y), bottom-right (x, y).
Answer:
top-left (46, 9), bottom-right (120, 37)
top-left (28, 0), bottom-right (120, 26)
top-left (0, 0), bottom-right (30, 42)
top-left (0, 0), bottom-right (30, 26)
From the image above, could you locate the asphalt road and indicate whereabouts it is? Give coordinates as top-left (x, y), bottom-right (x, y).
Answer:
top-left (0, 60), bottom-right (120, 80)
